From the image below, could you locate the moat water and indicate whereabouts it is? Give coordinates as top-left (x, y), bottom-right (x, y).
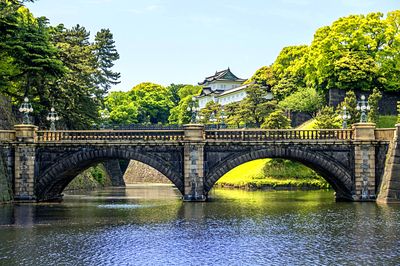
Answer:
top-left (0, 185), bottom-right (399, 265)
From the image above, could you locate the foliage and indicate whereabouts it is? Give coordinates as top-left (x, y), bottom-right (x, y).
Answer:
top-left (94, 29), bottom-right (121, 93)
top-left (244, 65), bottom-right (273, 87)
top-left (271, 45), bottom-right (308, 100)
top-left (198, 101), bottom-right (222, 124)
top-left (224, 102), bottom-right (242, 127)
top-left (0, 1), bottom-right (120, 129)
top-left (168, 85), bottom-right (202, 124)
top-left (313, 106), bottom-right (341, 129)
top-left (367, 88), bottom-right (382, 123)
top-left (103, 91), bottom-right (138, 125)
top-left (90, 165), bottom-right (107, 185)
top-left (306, 12), bottom-right (400, 92)
top-left (239, 84), bottom-right (276, 127)
top-left (296, 118), bottom-right (317, 130)
top-left (337, 90), bottom-right (358, 125)
top-left (66, 164), bottom-right (110, 190)
top-left (278, 87), bottom-right (324, 116)
top-left (377, 115), bottom-right (397, 128)
top-left (129, 82), bottom-right (173, 124)
top-left (167, 84), bottom-right (186, 106)
top-left (263, 159), bottom-right (323, 180)
top-left (398, 101), bottom-right (400, 123)
top-left (261, 109), bottom-right (291, 129)
top-left (51, 24), bottom-right (102, 129)
top-left (216, 159), bottom-right (329, 189)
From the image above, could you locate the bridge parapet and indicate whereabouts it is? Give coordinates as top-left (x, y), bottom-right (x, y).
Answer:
top-left (205, 128), bottom-right (353, 141)
top-left (0, 130), bottom-right (15, 143)
top-left (36, 130), bottom-right (185, 142)
top-left (374, 128), bottom-right (395, 141)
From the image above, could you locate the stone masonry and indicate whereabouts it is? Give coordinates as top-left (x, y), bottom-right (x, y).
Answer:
top-left (377, 124), bottom-right (400, 203)
top-left (1, 122), bottom-right (398, 202)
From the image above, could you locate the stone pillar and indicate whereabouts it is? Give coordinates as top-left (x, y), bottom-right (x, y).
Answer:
top-left (14, 124), bottom-right (37, 201)
top-left (352, 123), bottom-right (376, 201)
top-left (377, 124), bottom-right (400, 203)
top-left (103, 159), bottom-right (126, 186)
top-left (183, 124), bottom-right (206, 201)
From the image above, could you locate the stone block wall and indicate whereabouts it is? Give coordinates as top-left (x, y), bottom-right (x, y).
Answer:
top-left (289, 111), bottom-right (313, 127)
top-left (123, 160), bottom-right (171, 184)
top-left (377, 125), bottom-right (400, 203)
top-left (0, 146), bottom-right (13, 202)
top-left (328, 88), bottom-right (400, 115)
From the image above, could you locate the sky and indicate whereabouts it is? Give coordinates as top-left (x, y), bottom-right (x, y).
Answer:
top-left (27, 0), bottom-right (400, 92)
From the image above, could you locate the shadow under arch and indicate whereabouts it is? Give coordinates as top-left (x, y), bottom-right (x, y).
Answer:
top-left (205, 147), bottom-right (354, 201)
top-left (36, 148), bottom-right (183, 201)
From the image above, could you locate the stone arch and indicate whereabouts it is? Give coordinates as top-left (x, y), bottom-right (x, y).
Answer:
top-left (205, 147), bottom-right (354, 200)
top-left (36, 148), bottom-right (183, 201)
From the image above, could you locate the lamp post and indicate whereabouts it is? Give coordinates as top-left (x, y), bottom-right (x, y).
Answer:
top-left (19, 97), bottom-right (33, 124)
top-left (341, 106), bottom-right (351, 129)
top-left (220, 108), bottom-right (227, 128)
top-left (356, 95), bottom-right (370, 123)
top-left (187, 97), bottom-right (199, 123)
top-left (46, 107), bottom-right (60, 131)
top-left (209, 111), bottom-right (217, 124)
top-left (100, 110), bottom-right (110, 129)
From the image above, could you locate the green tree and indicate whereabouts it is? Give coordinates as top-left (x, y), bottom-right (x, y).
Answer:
top-left (367, 87), bottom-right (382, 123)
top-left (336, 90), bottom-right (360, 126)
top-left (199, 101), bottom-right (222, 124)
top-left (271, 45), bottom-right (308, 100)
top-left (94, 28), bottom-right (120, 94)
top-left (261, 109), bottom-right (291, 129)
top-left (378, 11), bottom-right (400, 91)
top-left (305, 12), bottom-right (398, 92)
top-left (313, 106), bottom-right (341, 129)
top-left (167, 84), bottom-right (186, 106)
top-left (130, 82), bottom-right (173, 124)
top-left (239, 84), bottom-right (276, 127)
top-left (244, 65), bottom-right (274, 87)
top-left (0, 5), bottom-right (65, 126)
top-left (224, 102), bottom-right (242, 127)
top-left (51, 24), bottom-right (100, 128)
top-left (168, 85), bottom-right (202, 124)
top-left (103, 91), bottom-right (138, 125)
top-left (278, 87), bottom-right (324, 116)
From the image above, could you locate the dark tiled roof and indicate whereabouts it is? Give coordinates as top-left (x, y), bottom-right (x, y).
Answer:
top-left (198, 68), bottom-right (246, 85)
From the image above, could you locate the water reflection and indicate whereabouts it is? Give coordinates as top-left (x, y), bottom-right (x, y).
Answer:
top-left (0, 186), bottom-right (400, 265)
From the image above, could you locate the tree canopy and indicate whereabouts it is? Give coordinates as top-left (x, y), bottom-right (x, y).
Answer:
top-left (0, 1), bottom-right (120, 129)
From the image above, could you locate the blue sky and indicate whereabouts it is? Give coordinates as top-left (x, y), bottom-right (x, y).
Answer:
top-left (27, 0), bottom-right (399, 92)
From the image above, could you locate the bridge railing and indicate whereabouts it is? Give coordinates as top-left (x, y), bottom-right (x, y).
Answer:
top-left (36, 130), bottom-right (185, 142)
top-left (375, 128), bottom-right (396, 141)
top-left (0, 130), bottom-right (16, 142)
top-left (205, 129), bottom-right (354, 141)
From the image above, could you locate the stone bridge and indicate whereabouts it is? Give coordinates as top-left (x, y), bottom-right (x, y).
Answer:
top-left (0, 123), bottom-right (399, 203)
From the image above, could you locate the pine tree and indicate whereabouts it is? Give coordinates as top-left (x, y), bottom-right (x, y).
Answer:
top-left (338, 90), bottom-right (358, 125)
top-left (94, 29), bottom-right (120, 93)
top-left (367, 88), bottom-right (382, 124)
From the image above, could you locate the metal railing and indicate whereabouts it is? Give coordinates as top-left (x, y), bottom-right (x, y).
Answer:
top-left (205, 129), bottom-right (354, 141)
top-left (37, 130), bottom-right (185, 142)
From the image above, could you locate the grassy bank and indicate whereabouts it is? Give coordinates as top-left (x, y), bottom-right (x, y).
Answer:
top-left (377, 116), bottom-right (397, 128)
top-left (216, 159), bottom-right (330, 190)
top-left (66, 164), bottom-right (111, 191)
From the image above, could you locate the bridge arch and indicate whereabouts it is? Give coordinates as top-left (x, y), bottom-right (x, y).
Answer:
top-left (36, 148), bottom-right (183, 201)
top-left (205, 147), bottom-right (354, 200)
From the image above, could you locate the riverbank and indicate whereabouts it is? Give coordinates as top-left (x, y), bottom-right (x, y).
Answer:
top-left (216, 159), bottom-right (330, 190)
top-left (65, 164), bottom-right (112, 192)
